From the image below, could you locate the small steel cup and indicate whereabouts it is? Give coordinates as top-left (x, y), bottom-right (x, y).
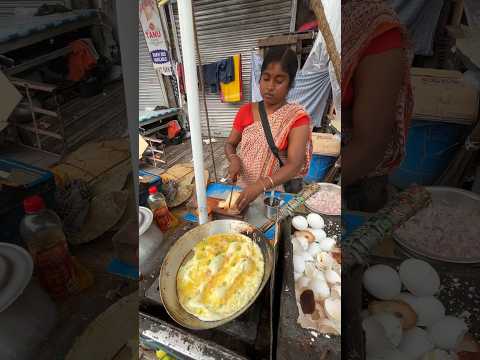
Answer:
top-left (264, 196), bottom-right (281, 219)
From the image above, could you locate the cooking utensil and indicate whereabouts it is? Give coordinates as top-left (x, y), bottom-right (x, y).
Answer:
top-left (304, 182), bottom-right (341, 216)
top-left (160, 219), bottom-right (274, 330)
top-left (263, 196), bottom-right (282, 220)
top-left (138, 207), bottom-right (164, 276)
top-left (393, 186), bottom-right (480, 265)
top-left (228, 182), bottom-right (236, 208)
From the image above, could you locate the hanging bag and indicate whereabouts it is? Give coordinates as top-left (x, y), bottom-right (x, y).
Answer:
top-left (258, 101), bottom-right (303, 194)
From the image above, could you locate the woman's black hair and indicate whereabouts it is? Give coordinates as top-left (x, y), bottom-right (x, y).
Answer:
top-left (261, 46), bottom-right (298, 89)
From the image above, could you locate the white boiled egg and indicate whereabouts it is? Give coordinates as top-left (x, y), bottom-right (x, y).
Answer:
top-left (307, 213), bottom-right (325, 229)
top-left (363, 316), bottom-right (396, 358)
top-left (399, 259), bottom-right (440, 296)
top-left (292, 216), bottom-right (308, 231)
top-left (399, 327), bottom-right (434, 359)
top-left (363, 264), bottom-right (402, 300)
top-left (428, 316), bottom-right (468, 350)
top-left (372, 313), bottom-right (403, 347)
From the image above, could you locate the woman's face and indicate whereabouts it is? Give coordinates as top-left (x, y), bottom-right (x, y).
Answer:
top-left (260, 62), bottom-right (290, 106)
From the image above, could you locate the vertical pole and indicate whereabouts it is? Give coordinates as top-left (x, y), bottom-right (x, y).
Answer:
top-left (177, 0), bottom-right (208, 224)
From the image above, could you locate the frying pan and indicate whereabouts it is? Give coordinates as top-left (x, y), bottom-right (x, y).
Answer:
top-left (160, 219), bottom-right (274, 330)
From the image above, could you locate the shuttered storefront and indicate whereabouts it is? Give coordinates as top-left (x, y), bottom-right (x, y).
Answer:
top-left (171, 0), bottom-right (295, 137)
top-left (139, 23), bottom-right (169, 111)
top-left (0, 1), bottom-right (66, 17)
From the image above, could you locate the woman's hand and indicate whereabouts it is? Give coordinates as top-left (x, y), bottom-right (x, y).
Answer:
top-left (227, 155), bottom-right (242, 182)
top-left (235, 181), bottom-right (264, 211)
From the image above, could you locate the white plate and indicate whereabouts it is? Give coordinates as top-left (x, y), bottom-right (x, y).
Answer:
top-left (0, 243), bottom-right (33, 313)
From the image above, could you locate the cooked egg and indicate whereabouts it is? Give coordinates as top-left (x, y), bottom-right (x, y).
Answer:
top-left (292, 216), bottom-right (309, 231)
top-left (428, 316), bottom-right (468, 350)
top-left (363, 264), bottom-right (402, 300)
top-left (177, 233), bottom-right (264, 321)
top-left (398, 327), bottom-right (434, 359)
top-left (399, 259), bottom-right (440, 296)
top-left (307, 213), bottom-right (325, 229)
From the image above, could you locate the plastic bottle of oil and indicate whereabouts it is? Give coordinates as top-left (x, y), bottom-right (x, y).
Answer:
top-left (147, 186), bottom-right (178, 232)
top-left (19, 195), bottom-right (76, 299)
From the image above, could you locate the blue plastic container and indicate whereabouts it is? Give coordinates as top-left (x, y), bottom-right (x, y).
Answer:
top-left (304, 154), bottom-right (336, 183)
top-left (390, 120), bottom-right (468, 189)
top-left (0, 159), bottom-right (56, 245)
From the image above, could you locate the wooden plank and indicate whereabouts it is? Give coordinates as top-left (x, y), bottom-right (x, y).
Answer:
top-left (34, 106), bottom-right (58, 118)
top-left (15, 123), bottom-right (63, 140)
top-left (9, 77), bottom-right (57, 92)
top-left (0, 17), bottom-right (98, 55)
top-left (5, 46), bottom-right (72, 76)
top-left (450, 0), bottom-right (465, 26)
top-left (311, 0), bottom-right (340, 84)
top-left (257, 32), bottom-right (315, 47)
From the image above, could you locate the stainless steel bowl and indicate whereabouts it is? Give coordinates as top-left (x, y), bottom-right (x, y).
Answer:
top-left (304, 182), bottom-right (341, 216)
top-left (159, 219), bottom-right (274, 330)
top-left (393, 186), bottom-right (480, 265)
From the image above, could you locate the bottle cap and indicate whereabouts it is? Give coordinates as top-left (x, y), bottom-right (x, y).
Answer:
top-left (24, 195), bottom-right (45, 214)
top-left (148, 186), bottom-right (158, 195)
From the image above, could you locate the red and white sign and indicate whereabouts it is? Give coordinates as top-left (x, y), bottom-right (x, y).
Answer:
top-left (139, 0), bottom-right (172, 75)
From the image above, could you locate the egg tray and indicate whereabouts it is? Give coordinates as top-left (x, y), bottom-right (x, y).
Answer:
top-left (343, 256), bottom-right (480, 359)
top-left (277, 214), bottom-right (342, 360)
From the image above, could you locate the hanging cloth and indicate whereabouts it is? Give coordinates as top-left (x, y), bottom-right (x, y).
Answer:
top-left (68, 39), bottom-right (97, 82)
top-left (220, 54), bottom-right (242, 103)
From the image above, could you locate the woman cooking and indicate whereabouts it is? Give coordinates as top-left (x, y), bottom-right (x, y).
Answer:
top-left (342, 0), bottom-right (414, 211)
top-left (224, 46), bottom-right (312, 212)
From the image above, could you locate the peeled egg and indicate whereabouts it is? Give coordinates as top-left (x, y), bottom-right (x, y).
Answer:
top-left (372, 313), bottom-right (403, 347)
top-left (396, 293), bottom-right (445, 327)
top-left (297, 276), bottom-right (310, 289)
top-left (310, 228), bottom-right (327, 241)
top-left (296, 236), bottom-right (310, 251)
top-left (399, 259), bottom-right (440, 296)
top-left (422, 349), bottom-right (457, 360)
top-left (291, 238), bottom-right (303, 255)
top-left (363, 316), bottom-right (396, 358)
top-left (317, 252), bottom-right (336, 270)
top-left (293, 255), bottom-right (306, 273)
top-left (415, 296), bottom-right (446, 327)
top-left (399, 327), bottom-right (434, 359)
top-left (304, 262), bottom-right (322, 279)
top-left (292, 216), bottom-right (308, 231)
top-left (428, 316), bottom-right (468, 350)
top-left (310, 279), bottom-right (330, 300)
top-left (319, 237), bottom-right (336, 252)
top-left (308, 242), bottom-right (322, 257)
top-left (363, 264), bottom-right (402, 300)
top-left (331, 285), bottom-right (341, 298)
top-left (325, 269), bottom-right (341, 284)
top-left (377, 349), bottom-right (412, 360)
top-left (307, 213), bottom-right (325, 229)
top-left (324, 297), bottom-right (341, 321)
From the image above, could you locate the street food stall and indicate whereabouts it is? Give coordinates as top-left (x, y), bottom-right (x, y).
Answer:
top-left (136, 0), bottom-right (343, 357)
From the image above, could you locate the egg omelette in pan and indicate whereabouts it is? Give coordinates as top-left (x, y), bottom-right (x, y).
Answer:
top-left (176, 233), bottom-right (265, 321)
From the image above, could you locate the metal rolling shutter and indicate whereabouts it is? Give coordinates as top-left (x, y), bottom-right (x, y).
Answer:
top-left (0, 1), bottom-right (66, 17)
top-left (139, 23), bottom-right (169, 111)
top-left (172, 0), bottom-right (295, 137)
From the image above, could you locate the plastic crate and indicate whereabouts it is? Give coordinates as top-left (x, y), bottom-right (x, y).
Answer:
top-left (0, 159), bottom-right (56, 245)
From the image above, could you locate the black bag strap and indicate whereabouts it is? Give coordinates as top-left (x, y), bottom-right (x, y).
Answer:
top-left (258, 101), bottom-right (285, 167)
